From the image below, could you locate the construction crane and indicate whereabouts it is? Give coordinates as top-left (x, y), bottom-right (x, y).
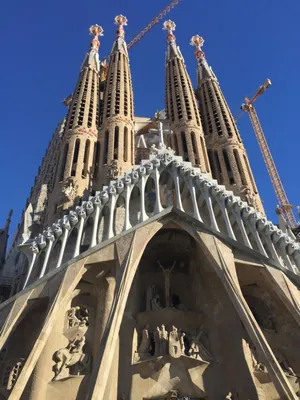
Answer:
top-left (102, 0), bottom-right (183, 64)
top-left (238, 79), bottom-right (297, 228)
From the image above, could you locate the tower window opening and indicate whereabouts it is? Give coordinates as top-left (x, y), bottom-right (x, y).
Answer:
top-left (93, 141), bottom-right (100, 179)
top-left (207, 149), bottom-right (217, 179)
top-left (71, 139), bottom-right (80, 177)
top-left (124, 127), bottom-right (128, 162)
top-left (181, 131), bottom-right (188, 161)
top-left (103, 131), bottom-right (109, 165)
top-left (59, 143), bottom-right (69, 181)
top-left (114, 126), bottom-right (119, 160)
top-left (82, 140), bottom-right (90, 178)
top-left (173, 134), bottom-right (179, 154)
top-left (191, 132), bottom-right (199, 164)
top-left (222, 149), bottom-right (234, 184)
top-left (214, 151), bottom-right (223, 184)
top-left (233, 149), bottom-right (246, 185)
top-left (243, 154), bottom-right (257, 192)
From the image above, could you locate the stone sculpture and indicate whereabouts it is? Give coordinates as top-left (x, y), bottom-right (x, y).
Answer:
top-left (160, 324), bottom-right (169, 356)
top-left (188, 330), bottom-right (212, 361)
top-left (154, 326), bottom-right (161, 357)
top-left (106, 160), bottom-right (119, 179)
top-left (136, 325), bottom-right (211, 363)
top-left (61, 178), bottom-right (78, 201)
top-left (169, 326), bottom-right (185, 359)
top-left (146, 284), bottom-right (162, 311)
top-left (157, 260), bottom-right (176, 308)
top-left (66, 305), bottom-right (89, 329)
top-left (53, 334), bottom-right (89, 380)
top-left (137, 325), bottom-right (151, 358)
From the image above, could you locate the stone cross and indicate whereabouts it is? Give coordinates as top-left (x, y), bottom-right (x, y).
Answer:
top-left (157, 260), bottom-right (176, 308)
top-left (148, 111), bottom-right (172, 147)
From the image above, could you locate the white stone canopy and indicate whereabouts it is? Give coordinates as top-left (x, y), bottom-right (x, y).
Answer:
top-left (18, 146), bottom-right (300, 289)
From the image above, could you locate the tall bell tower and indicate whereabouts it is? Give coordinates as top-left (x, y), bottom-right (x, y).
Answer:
top-left (164, 21), bottom-right (210, 174)
top-left (97, 15), bottom-right (135, 186)
top-left (191, 35), bottom-right (264, 213)
top-left (47, 25), bottom-right (104, 223)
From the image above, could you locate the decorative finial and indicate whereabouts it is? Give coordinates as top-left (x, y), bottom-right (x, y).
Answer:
top-left (154, 110), bottom-right (160, 121)
top-left (190, 34), bottom-right (205, 61)
top-left (163, 20), bottom-right (176, 42)
top-left (89, 24), bottom-right (104, 51)
top-left (114, 15), bottom-right (128, 39)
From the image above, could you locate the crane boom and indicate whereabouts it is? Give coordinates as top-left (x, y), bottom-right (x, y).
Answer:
top-left (241, 81), bottom-right (297, 227)
top-left (102, 0), bottom-right (183, 63)
top-left (127, 0), bottom-right (183, 51)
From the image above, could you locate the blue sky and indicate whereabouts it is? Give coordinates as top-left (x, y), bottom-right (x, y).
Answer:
top-left (0, 0), bottom-right (299, 239)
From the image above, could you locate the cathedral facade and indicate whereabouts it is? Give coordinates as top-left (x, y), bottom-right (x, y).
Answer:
top-left (0, 16), bottom-right (300, 400)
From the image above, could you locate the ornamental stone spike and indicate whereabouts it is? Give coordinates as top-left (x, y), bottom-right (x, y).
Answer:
top-left (190, 34), bottom-right (205, 61)
top-left (163, 19), bottom-right (176, 42)
top-left (89, 24), bottom-right (104, 51)
top-left (114, 15), bottom-right (128, 39)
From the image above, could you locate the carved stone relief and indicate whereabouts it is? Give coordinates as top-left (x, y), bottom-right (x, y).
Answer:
top-left (52, 333), bottom-right (89, 381)
top-left (61, 177), bottom-right (78, 202)
top-left (66, 305), bottom-right (89, 330)
top-left (53, 305), bottom-right (90, 381)
top-left (146, 261), bottom-right (187, 311)
top-left (106, 160), bottom-right (120, 179)
top-left (135, 324), bottom-right (211, 363)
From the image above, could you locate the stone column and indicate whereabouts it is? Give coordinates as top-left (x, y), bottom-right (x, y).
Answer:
top-left (92, 275), bottom-right (116, 359)
top-left (198, 232), bottom-right (298, 400)
top-left (28, 308), bottom-right (66, 400)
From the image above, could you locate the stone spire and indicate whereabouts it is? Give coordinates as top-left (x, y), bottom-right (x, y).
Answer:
top-left (192, 35), bottom-right (264, 213)
top-left (0, 210), bottom-right (13, 271)
top-left (48, 25), bottom-right (104, 221)
top-left (164, 21), bottom-right (210, 173)
top-left (98, 15), bottom-right (135, 185)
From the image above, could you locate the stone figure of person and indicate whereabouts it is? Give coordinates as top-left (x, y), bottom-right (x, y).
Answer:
top-left (154, 326), bottom-right (161, 357)
top-left (151, 294), bottom-right (162, 310)
top-left (179, 331), bottom-right (186, 356)
top-left (169, 326), bottom-right (182, 359)
top-left (78, 306), bottom-right (89, 327)
top-left (67, 307), bottom-right (79, 328)
top-left (188, 330), bottom-right (212, 362)
top-left (146, 284), bottom-right (162, 311)
top-left (137, 325), bottom-right (151, 356)
top-left (160, 324), bottom-right (169, 356)
top-left (146, 285), bottom-right (154, 311)
top-left (157, 260), bottom-right (176, 308)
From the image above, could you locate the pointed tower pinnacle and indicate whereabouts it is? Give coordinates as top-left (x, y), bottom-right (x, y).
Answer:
top-left (163, 21), bottom-right (210, 173)
top-left (97, 15), bottom-right (135, 185)
top-left (191, 35), bottom-right (264, 213)
top-left (0, 210), bottom-right (13, 271)
top-left (47, 25), bottom-right (104, 222)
